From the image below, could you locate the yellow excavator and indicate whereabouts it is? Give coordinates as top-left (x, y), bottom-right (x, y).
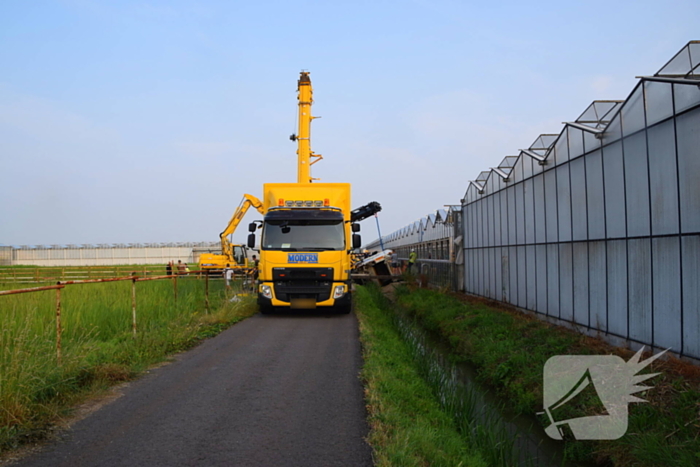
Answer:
top-left (198, 194), bottom-right (264, 274)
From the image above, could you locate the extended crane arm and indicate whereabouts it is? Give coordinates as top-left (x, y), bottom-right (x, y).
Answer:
top-left (220, 194), bottom-right (264, 259)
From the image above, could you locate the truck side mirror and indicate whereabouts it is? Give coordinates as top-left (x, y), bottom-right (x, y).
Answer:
top-left (351, 223), bottom-right (360, 232)
top-left (247, 234), bottom-right (256, 248)
top-left (248, 223), bottom-right (257, 232)
top-left (352, 234), bottom-right (361, 249)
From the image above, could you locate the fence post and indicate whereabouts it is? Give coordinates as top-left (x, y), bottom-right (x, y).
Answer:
top-left (205, 270), bottom-right (210, 314)
top-left (173, 274), bottom-right (178, 302)
top-left (55, 286), bottom-right (62, 364)
top-left (131, 275), bottom-right (137, 338)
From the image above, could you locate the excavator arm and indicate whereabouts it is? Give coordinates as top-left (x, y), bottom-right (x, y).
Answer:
top-left (220, 194), bottom-right (264, 260)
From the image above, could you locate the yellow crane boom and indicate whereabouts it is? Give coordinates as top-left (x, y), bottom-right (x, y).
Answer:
top-left (292, 71), bottom-right (322, 183)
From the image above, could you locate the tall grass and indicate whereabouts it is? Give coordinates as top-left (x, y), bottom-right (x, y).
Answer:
top-left (0, 273), bottom-right (257, 453)
top-left (355, 284), bottom-right (489, 467)
top-left (392, 285), bottom-right (700, 467)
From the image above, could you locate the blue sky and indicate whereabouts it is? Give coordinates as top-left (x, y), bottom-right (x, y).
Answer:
top-left (1, 0), bottom-right (697, 246)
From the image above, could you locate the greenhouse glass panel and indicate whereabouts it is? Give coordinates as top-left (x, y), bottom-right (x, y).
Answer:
top-left (517, 246), bottom-right (527, 308)
top-left (589, 241), bottom-right (607, 333)
top-left (586, 150), bottom-right (605, 240)
top-left (603, 141), bottom-right (626, 238)
top-left (488, 247), bottom-right (496, 299)
top-left (536, 244), bottom-right (547, 313)
top-left (682, 235), bottom-right (700, 359)
top-left (526, 245), bottom-right (537, 310)
top-left (516, 183), bottom-right (526, 244)
top-left (559, 243), bottom-right (574, 321)
top-left (623, 132), bottom-right (651, 237)
top-left (676, 108), bottom-right (700, 233)
top-left (495, 247), bottom-right (503, 302)
top-left (500, 191), bottom-right (509, 246)
top-left (546, 244), bottom-right (559, 317)
top-left (522, 155), bottom-right (534, 180)
top-left (652, 237), bottom-right (681, 351)
top-left (554, 128), bottom-right (570, 165)
top-left (507, 185), bottom-right (517, 245)
top-left (602, 112), bottom-right (622, 144)
top-left (569, 157), bottom-right (588, 241)
top-left (474, 248), bottom-right (484, 295)
top-left (628, 238), bottom-right (652, 344)
top-left (569, 128), bottom-right (585, 160)
top-left (465, 249), bottom-right (474, 292)
top-left (510, 156), bottom-right (525, 184)
top-left (583, 130), bottom-right (601, 154)
top-left (489, 173), bottom-right (499, 192)
top-left (508, 246), bottom-right (518, 304)
top-left (533, 157), bottom-right (545, 176)
top-left (544, 169), bottom-right (558, 243)
top-left (621, 85), bottom-right (646, 136)
top-left (464, 204), bottom-right (473, 248)
top-left (534, 174), bottom-right (546, 243)
top-left (644, 81), bottom-right (673, 126)
top-left (606, 239), bottom-right (628, 338)
top-left (475, 202), bottom-right (483, 248)
top-left (657, 46), bottom-right (693, 76)
top-left (524, 179), bottom-right (535, 244)
top-left (673, 82), bottom-right (700, 113)
top-left (484, 196), bottom-right (495, 246)
top-left (572, 242), bottom-right (589, 327)
top-left (556, 164), bottom-right (572, 242)
top-left (493, 192), bottom-right (501, 246)
top-left (647, 120), bottom-right (679, 236)
top-left (476, 248), bottom-right (483, 296)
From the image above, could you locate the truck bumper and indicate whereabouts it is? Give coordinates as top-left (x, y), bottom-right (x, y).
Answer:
top-left (257, 281), bottom-right (351, 311)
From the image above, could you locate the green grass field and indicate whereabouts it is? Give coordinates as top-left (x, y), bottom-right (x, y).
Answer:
top-left (0, 269), bottom-right (258, 453)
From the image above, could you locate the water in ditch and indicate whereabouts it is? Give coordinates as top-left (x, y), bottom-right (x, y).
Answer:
top-left (391, 311), bottom-right (597, 467)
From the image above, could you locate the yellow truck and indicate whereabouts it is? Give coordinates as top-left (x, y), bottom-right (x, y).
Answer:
top-left (245, 71), bottom-right (379, 313)
top-left (247, 182), bottom-right (359, 313)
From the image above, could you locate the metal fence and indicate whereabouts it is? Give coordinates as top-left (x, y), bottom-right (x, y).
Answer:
top-left (368, 41), bottom-right (700, 361)
top-left (0, 271), bottom-right (220, 363)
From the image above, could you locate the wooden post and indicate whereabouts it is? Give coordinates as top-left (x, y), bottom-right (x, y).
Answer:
top-left (205, 269), bottom-right (210, 314)
top-left (131, 276), bottom-right (137, 338)
top-left (55, 286), bottom-right (62, 364)
top-left (173, 273), bottom-right (178, 302)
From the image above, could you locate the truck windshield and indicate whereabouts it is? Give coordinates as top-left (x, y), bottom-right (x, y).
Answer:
top-left (262, 220), bottom-right (345, 251)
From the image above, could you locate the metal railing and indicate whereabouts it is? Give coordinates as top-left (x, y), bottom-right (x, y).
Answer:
top-left (0, 270), bottom-right (233, 364)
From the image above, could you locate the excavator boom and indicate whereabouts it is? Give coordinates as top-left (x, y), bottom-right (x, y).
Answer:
top-left (220, 194), bottom-right (264, 258)
top-left (198, 194), bottom-right (264, 272)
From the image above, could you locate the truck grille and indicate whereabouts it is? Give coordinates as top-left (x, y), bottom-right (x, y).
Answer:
top-left (272, 267), bottom-right (333, 302)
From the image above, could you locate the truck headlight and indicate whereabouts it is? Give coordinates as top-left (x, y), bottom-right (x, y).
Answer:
top-left (261, 285), bottom-right (272, 299)
top-left (333, 285), bottom-right (346, 299)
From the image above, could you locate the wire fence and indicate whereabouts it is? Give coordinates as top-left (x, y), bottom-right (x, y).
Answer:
top-left (0, 270), bottom-right (243, 364)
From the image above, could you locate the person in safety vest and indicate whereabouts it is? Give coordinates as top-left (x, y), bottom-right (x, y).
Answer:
top-left (408, 249), bottom-right (417, 274)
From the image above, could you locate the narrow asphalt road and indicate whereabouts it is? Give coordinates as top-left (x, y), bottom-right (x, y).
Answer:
top-left (14, 312), bottom-right (373, 467)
